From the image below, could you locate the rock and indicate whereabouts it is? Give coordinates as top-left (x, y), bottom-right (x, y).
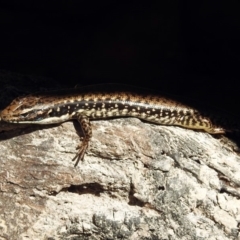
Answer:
top-left (0, 117), bottom-right (240, 239)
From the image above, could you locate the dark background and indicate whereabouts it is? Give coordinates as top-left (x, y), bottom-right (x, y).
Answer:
top-left (0, 1), bottom-right (240, 112)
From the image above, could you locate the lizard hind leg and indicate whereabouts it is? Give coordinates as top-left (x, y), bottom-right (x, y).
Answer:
top-left (72, 114), bottom-right (92, 167)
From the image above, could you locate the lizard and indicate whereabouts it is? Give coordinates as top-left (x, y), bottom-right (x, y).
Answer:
top-left (0, 84), bottom-right (228, 167)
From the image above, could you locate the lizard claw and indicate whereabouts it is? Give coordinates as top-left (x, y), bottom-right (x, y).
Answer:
top-left (72, 142), bottom-right (88, 167)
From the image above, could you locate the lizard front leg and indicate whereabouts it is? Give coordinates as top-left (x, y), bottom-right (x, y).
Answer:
top-left (72, 114), bottom-right (92, 167)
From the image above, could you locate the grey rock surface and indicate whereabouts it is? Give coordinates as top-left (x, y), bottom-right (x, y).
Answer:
top-left (0, 117), bottom-right (240, 239)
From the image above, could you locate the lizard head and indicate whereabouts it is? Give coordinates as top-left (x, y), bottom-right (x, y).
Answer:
top-left (0, 93), bottom-right (78, 125)
top-left (0, 95), bottom-right (53, 124)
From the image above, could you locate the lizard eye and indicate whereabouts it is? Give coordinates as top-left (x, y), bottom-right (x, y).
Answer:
top-left (20, 112), bottom-right (30, 118)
